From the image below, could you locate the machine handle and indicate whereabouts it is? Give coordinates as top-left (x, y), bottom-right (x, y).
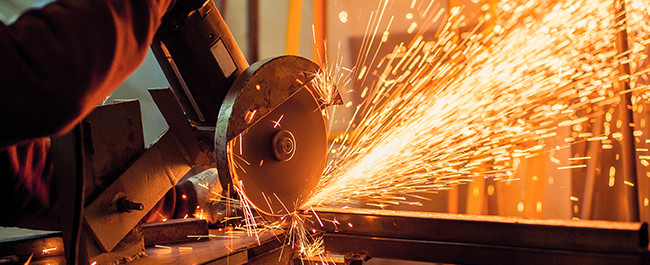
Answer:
top-left (152, 0), bottom-right (249, 125)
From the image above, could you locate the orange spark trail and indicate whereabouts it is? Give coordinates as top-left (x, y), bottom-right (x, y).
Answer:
top-left (304, 0), bottom-right (650, 208)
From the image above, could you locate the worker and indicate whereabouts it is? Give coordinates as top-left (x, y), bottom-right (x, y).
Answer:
top-left (0, 0), bottom-right (224, 230)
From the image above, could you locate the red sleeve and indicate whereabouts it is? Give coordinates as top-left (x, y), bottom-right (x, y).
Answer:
top-left (0, 138), bottom-right (60, 230)
top-left (0, 0), bottom-right (175, 148)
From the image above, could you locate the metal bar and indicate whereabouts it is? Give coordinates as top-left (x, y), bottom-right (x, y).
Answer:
top-left (323, 233), bottom-right (648, 265)
top-left (129, 230), bottom-right (285, 265)
top-left (308, 207), bottom-right (649, 257)
top-left (0, 232), bottom-right (63, 259)
top-left (614, 0), bottom-right (640, 222)
top-left (142, 218), bottom-right (209, 246)
top-left (204, 250), bottom-right (247, 265)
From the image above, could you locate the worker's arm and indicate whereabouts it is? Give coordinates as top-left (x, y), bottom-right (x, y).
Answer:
top-left (0, 0), bottom-right (177, 229)
top-left (0, 0), bottom-right (175, 148)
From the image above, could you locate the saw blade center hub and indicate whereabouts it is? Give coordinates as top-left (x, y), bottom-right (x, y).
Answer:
top-left (272, 130), bottom-right (296, 162)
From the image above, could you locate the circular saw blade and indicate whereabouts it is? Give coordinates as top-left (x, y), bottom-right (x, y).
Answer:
top-left (227, 87), bottom-right (327, 215)
top-left (215, 56), bottom-right (321, 192)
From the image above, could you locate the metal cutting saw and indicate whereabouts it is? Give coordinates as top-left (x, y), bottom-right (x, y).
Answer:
top-left (150, 0), bottom-right (341, 216)
top-left (49, 0), bottom-right (340, 263)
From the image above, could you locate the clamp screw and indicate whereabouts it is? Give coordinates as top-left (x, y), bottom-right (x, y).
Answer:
top-left (115, 197), bottom-right (144, 213)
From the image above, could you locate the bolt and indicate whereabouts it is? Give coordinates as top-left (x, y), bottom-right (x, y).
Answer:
top-left (115, 197), bottom-right (144, 213)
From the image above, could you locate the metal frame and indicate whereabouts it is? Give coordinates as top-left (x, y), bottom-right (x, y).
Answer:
top-left (310, 207), bottom-right (650, 264)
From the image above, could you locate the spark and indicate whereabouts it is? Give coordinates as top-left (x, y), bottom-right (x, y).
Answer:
top-left (41, 247), bottom-right (57, 254)
top-left (309, 42), bottom-right (354, 111)
top-left (156, 211), bottom-right (167, 222)
top-left (193, 209), bottom-right (204, 220)
top-left (245, 109), bottom-right (257, 124)
top-left (24, 254), bottom-right (33, 265)
top-left (310, 206), bottom-right (324, 227)
top-left (228, 0), bottom-right (650, 261)
top-left (568, 156), bottom-right (591, 161)
top-left (272, 115), bottom-right (284, 129)
top-left (303, 0), bottom-right (650, 209)
top-left (233, 181), bottom-right (260, 240)
top-left (283, 211), bottom-right (325, 259)
top-left (558, 165), bottom-right (588, 170)
top-left (187, 234), bottom-right (239, 239)
top-left (588, 136), bottom-right (608, 141)
top-left (339, 11), bottom-right (349, 23)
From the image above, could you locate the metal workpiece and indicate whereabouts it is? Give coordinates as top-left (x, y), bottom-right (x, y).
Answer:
top-left (0, 231), bottom-right (64, 260)
top-left (308, 207), bottom-right (650, 264)
top-left (142, 218), bottom-right (209, 247)
top-left (129, 230), bottom-right (289, 265)
top-left (323, 233), bottom-right (647, 265)
top-left (152, 0), bottom-right (248, 125)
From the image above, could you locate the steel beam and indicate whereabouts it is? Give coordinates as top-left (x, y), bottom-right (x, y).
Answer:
top-left (309, 207), bottom-right (650, 264)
